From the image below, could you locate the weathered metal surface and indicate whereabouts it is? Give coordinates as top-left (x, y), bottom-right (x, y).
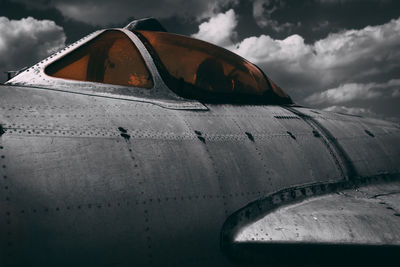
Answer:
top-left (294, 107), bottom-right (400, 177)
top-left (222, 179), bottom-right (400, 265)
top-left (234, 180), bottom-right (400, 245)
top-left (1, 82), bottom-right (399, 266)
top-left (1, 22), bottom-right (400, 266)
top-left (5, 29), bottom-right (206, 111)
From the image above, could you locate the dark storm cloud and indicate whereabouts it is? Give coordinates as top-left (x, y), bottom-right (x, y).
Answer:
top-left (9, 0), bottom-right (237, 26)
top-left (253, 0), bottom-right (298, 33)
top-left (7, 0), bottom-right (399, 42)
top-left (248, 0), bottom-right (400, 43)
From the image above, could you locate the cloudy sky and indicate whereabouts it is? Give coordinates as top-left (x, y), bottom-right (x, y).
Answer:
top-left (1, 0), bottom-right (399, 121)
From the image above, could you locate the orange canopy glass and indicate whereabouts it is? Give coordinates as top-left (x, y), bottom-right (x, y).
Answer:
top-left (137, 30), bottom-right (291, 103)
top-left (45, 30), bottom-right (153, 89)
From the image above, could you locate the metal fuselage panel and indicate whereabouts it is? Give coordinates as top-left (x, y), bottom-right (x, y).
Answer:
top-left (295, 107), bottom-right (400, 177)
top-left (0, 85), bottom-right (399, 266)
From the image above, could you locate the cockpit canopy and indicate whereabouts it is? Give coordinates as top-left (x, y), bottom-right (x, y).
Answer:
top-left (136, 31), bottom-right (290, 103)
top-left (20, 19), bottom-right (293, 105)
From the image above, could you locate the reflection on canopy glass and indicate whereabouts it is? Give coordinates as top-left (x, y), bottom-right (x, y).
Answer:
top-left (137, 30), bottom-right (291, 103)
top-left (45, 30), bottom-right (153, 89)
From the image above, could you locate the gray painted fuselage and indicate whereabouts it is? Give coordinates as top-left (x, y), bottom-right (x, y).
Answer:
top-left (0, 84), bottom-right (399, 266)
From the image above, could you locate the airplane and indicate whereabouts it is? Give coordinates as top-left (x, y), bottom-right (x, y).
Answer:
top-left (0, 18), bottom-right (399, 266)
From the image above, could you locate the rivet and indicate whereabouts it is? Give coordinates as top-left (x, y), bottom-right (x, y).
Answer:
top-left (364, 129), bottom-right (375, 137)
top-left (287, 131), bottom-right (296, 140)
top-left (245, 132), bottom-right (255, 142)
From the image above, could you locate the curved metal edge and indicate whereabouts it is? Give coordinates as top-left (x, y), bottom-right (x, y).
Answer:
top-left (284, 106), bottom-right (357, 181)
top-left (5, 29), bottom-right (207, 111)
top-left (220, 173), bottom-right (400, 256)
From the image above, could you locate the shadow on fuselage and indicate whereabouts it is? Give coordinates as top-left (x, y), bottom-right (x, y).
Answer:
top-left (228, 242), bottom-right (400, 267)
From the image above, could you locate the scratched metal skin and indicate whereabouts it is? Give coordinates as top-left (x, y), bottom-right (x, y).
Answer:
top-left (1, 23), bottom-right (400, 266)
top-left (0, 84), bottom-right (399, 266)
top-left (235, 181), bottom-right (400, 245)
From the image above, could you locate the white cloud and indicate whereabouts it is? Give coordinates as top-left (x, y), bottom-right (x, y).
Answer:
top-left (312, 20), bottom-right (400, 70)
top-left (191, 9), bottom-right (238, 47)
top-left (190, 12), bottom-right (400, 121)
top-left (228, 17), bottom-right (400, 102)
top-left (305, 79), bottom-right (400, 105)
top-left (233, 34), bottom-right (311, 65)
top-left (188, 14), bottom-right (400, 120)
top-left (0, 16), bottom-right (66, 82)
top-left (189, 14), bottom-right (400, 118)
top-left (322, 105), bottom-right (376, 117)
